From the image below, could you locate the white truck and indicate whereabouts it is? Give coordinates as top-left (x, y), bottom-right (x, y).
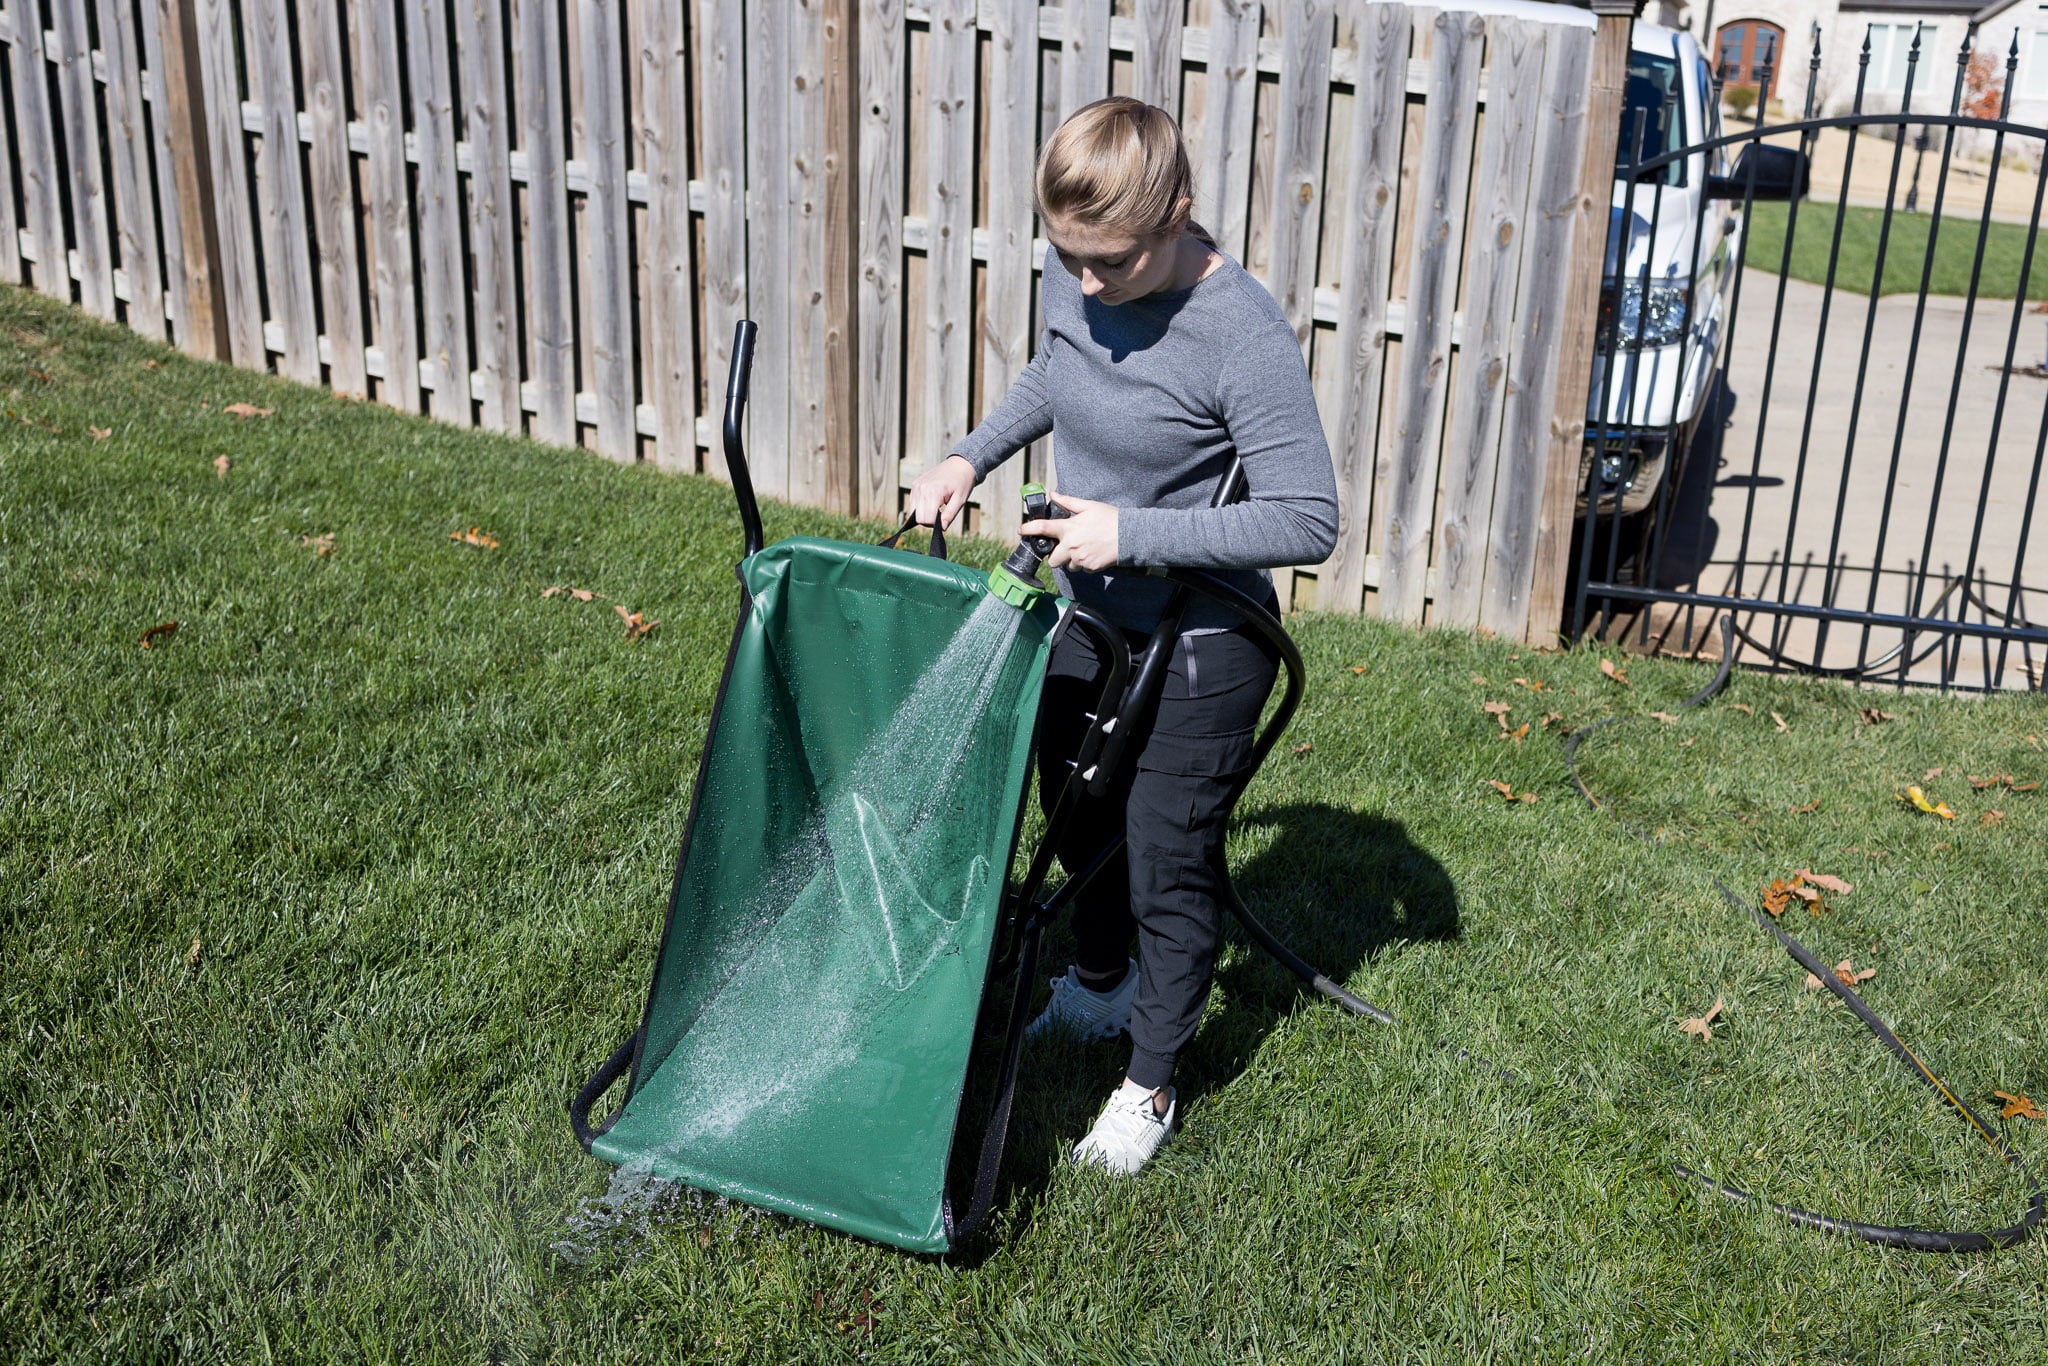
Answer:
top-left (1586, 16), bottom-right (1804, 528)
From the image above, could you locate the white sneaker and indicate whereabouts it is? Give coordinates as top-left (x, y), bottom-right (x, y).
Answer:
top-left (1024, 960), bottom-right (1139, 1042)
top-left (1072, 1080), bottom-right (1176, 1175)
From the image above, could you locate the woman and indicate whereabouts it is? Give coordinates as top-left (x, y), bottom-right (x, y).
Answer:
top-left (906, 97), bottom-right (1338, 1174)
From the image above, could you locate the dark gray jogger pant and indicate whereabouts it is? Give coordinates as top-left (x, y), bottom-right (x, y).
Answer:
top-left (1035, 614), bottom-right (1279, 1090)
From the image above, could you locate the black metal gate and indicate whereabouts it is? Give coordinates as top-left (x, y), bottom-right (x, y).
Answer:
top-left (1575, 24), bottom-right (2048, 691)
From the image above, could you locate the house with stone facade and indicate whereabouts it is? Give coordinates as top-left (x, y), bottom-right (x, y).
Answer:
top-left (1638, 0), bottom-right (2048, 127)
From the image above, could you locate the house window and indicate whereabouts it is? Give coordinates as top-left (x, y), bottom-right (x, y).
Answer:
top-left (1715, 19), bottom-right (1786, 102)
top-left (1865, 23), bottom-right (1928, 97)
top-left (2024, 30), bottom-right (2048, 99)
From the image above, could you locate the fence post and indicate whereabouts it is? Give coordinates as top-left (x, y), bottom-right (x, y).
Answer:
top-left (1524, 0), bottom-right (1635, 644)
top-left (154, 0), bottom-right (229, 361)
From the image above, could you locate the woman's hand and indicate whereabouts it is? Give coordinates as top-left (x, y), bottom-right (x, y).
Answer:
top-left (905, 454), bottom-right (977, 530)
top-left (1021, 493), bottom-right (1119, 572)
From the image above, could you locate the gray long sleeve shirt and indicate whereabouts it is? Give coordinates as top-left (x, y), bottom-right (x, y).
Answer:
top-left (953, 246), bottom-right (1339, 633)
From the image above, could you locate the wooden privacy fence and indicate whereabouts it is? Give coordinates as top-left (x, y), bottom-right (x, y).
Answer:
top-left (0, 0), bottom-right (1631, 643)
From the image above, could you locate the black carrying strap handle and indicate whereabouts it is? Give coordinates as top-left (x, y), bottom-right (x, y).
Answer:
top-left (881, 514), bottom-right (948, 561)
top-left (570, 1028), bottom-right (640, 1152)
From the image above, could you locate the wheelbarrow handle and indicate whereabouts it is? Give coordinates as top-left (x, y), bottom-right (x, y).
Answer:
top-left (723, 320), bottom-right (766, 559)
top-left (569, 1029), bottom-right (641, 1152)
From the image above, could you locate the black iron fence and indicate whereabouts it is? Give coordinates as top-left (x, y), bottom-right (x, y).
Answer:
top-left (1575, 23), bottom-right (2048, 691)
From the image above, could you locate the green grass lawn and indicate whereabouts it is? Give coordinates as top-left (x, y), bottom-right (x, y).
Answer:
top-left (4, 284), bottom-right (2046, 1362)
top-left (1745, 199), bottom-right (2048, 300)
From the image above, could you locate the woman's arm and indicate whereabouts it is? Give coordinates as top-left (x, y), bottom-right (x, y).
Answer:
top-left (905, 336), bottom-right (1056, 528)
top-left (1114, 323), bottom-right (1339, 570)
top-left (952, 341), bottom-right (1055, 479)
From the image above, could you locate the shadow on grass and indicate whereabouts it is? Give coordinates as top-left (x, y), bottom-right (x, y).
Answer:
top-left (948, 802), bottom-right (1456, 1263)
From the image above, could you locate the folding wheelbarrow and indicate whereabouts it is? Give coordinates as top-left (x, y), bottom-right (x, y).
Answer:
top-left (570, 322), bottom-right (1382, 1253)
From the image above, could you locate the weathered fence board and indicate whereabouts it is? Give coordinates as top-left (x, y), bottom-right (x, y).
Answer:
top-left (924, 0), bottom-right (974, 476)
top-left (1481, 21), bottom-right (1593, 638)
top-left (360, 0), bottom-right (418, 408)
top-left (409, 0), bottom-right (470, 419)
top-left (521, 0), bottom-right (575, 442)
top-left (639, 0), bottom-right (697, 466)
top-left (1134, 0), bottom-right (1182, 118)
top-left (11, 1), bottom-right (67, 298)
top-left (700, 0), bottom-right (749, 479)
top-left (98, 0), bottom-right (167, 339)
top-left (462, 0), bottom-right (521, 431)
top-left (298, 0), bottom-right (362, 390)
top-left (50, 0), bottom-right (114, 319)
top-left (196, 0), bottom-right (263, 365)
top-left (1194, 0), bottom-right (1260, 262)
top-left (857, 0), bottom-right (905, 512)
top-left (979, 0), bottom-right (1039, 529)
top-left (1057, 0), bottom-right (1109, 120)
top-left (1320, 0), bottom-right (1409, 613)
top-left (580, 0), bottom-right (634, 458)
top-left (1434, 16), bottom-right (1546, 628)
top-left (249, 0), bottom-right (319, 381)
top-left (787, 0), bottom-right (830, 505)
top-left (746, 0), bottom-right (792, 496)
top-left (1267, 0), bottom-right (1335, 351)
top-left (1379, 8), bottom-right (1482, 624)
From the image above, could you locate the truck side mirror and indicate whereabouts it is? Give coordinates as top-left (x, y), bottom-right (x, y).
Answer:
top-left (1704, 143), bottom-right (1807, 203)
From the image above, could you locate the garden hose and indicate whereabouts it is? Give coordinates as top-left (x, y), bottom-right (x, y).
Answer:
top-left (1565, 615), bottom-right (2044, 1253)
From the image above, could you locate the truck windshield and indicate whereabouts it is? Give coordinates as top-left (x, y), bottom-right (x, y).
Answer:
top-left (1615, 52), bottom-right (1688, 187)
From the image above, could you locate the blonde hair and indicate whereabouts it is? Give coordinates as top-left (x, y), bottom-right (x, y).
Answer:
top-left (1034, 96), bottom-right (1214, 243)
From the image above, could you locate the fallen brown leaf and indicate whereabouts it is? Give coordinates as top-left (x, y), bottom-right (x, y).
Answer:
top-left (1680, 736), bottom-right (1696, 748)
top-left (1482, 700), bottom-right (1512, 717)
top-left (1790, 799), bottom-right (1820, 813)
top-left (450, 527), bottom-right (500, 549)
top-left (142, 359), bottom-right (160, 370)
top-left (1505, 722), bottom-right (1530, 746)
top-left (222, 401), bottom-right (274, 418)
top-left (138, 621), bottom-right (179, 649)
top-left (1996, 1090), bottom-right (2045, 1121)
top-left (186, 934), bottom-right (202, 967)
top-left (2011, 780), bottom-right (2040, 793)
top-left (615, 603), bottom-right (659, 641)
top-left (1290, 742), bottom-right (1313, 758)
top-left (1513, 677), bottom-right (1547, 691)
top-left (1762, 878), bottom-right (1795, 917)
top-left (1771, 711), bottom-right (1789, 734)
top-left (1858, 707), bottom-right (1896, 725)
top-left (1794, 869), bottom-right (1852, 895)
top-left (1650, 710), bottom-right (1680, 724)
top-left (212, 454), bottom-right (230, 478)
top-left (1679, 997), bottom-right (1725, 1040)
top-left (1600, 658), bottom-right (1630, 686)
top-left (1485, 780), bottom-right (1537, 804)
top-left (1541, 711), bottom-right (1566, 730)
top-left (1981, 809), bottom-right (2006, 827)
top-left (89, 425), bottom-right (111, 441)
top-left (1922, 766), bottom-right (1944, 783)
top-left (299, 532), bottom-right (335, 558)
top-left (1834, 958), bottom-right (1875, 986)
top-left (1969, 773), bottom-right (2009, 789)
top-left (1350, 665), bottom-right (1367, 675)
top-left (1730, 703), bottom-right (1754, 715)
top-left (1471, 672), bottom-right (1487, 685)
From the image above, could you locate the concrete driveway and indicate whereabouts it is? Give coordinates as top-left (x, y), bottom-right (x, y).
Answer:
top-left (1623, 267), bottom-right (2047, 688)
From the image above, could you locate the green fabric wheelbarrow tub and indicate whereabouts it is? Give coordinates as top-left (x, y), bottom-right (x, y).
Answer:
top-left (573, 535), bottom-right (1062, 1253)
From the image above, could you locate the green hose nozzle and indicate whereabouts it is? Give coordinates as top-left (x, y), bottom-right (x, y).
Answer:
top-left (986, 483), bottom-right (1068, 608)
